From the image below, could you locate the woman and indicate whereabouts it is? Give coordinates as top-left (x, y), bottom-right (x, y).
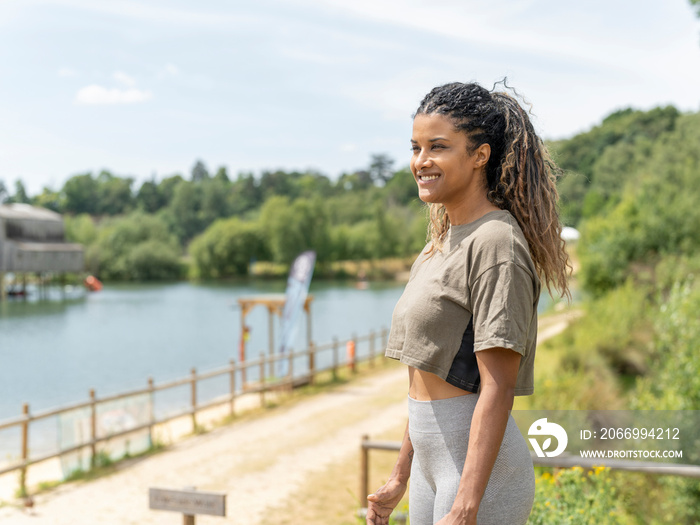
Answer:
top-left (366, 81), bottom-right (570, 525)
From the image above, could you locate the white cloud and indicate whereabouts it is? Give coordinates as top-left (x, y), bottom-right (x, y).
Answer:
top-left (74, 84), bottom-right (152, 105)
top-left (340, 143), bottom-right (357, 152)
top-left (112, 70), bottom-right (136, 87)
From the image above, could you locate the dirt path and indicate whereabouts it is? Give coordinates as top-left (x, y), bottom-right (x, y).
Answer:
top-left (0, 308), bottom-right (580, 525)
top-left (0, 366), bottom-right (409, 524)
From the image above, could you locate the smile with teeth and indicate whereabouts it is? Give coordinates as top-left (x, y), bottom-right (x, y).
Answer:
top-left (419, 174), bottom-right (439, 181)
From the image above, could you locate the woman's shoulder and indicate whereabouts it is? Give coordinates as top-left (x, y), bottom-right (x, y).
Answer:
top-left (463, 211), bottom-right (533, 271)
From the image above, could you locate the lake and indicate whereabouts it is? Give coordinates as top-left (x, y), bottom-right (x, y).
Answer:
top-left (0, 278), bottom-right (556, 422)
top-left (0, 280), bottom-right (409, 421)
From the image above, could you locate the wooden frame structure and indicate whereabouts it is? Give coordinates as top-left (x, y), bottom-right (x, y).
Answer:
top-left (237, 294), bottom-right (314, 380)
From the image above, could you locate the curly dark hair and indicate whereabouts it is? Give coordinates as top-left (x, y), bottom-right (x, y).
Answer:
top-left (415, 80), bottom-right (570, 299)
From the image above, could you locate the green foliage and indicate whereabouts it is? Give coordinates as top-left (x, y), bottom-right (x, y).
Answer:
top-left (9, 180), bottom-right (30, 204)
top-left (95, 171), bottom-right (133, 215)
top-left (189, 217), bottom-right (264, 278)
top-left (529, 466), bottom-right (626, 524)
top-left (63, 213), bottom-right (98, 245)
top-left (632, 278), bottom-right (700, 410)
top-left (577, 112), bottom-right (700, 295)
top-left (89, 212), bottom-right (182, 280)
top-left (260, 196), bottom-right (331, 264)
top-left (552, 106), bottom-right (680, 226)
top-left (62, 172), bottom-right (99, 214)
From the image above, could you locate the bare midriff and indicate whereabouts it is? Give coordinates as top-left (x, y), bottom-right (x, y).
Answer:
top-left (408, 366), bottom-right (474, 401)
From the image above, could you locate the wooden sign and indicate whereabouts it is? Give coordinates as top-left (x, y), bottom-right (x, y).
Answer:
top-left (149, 487), bottom-right (226, 517)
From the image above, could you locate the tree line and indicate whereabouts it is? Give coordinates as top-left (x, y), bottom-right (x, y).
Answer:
top-left (0, 154), bottom-right (426, 280)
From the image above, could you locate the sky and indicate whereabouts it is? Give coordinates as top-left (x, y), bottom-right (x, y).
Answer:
top-left (1, 0), bottom-right (699, 195)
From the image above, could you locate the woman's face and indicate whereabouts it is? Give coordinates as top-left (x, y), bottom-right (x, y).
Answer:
top-left (410, 113), bottom-right (490, 221)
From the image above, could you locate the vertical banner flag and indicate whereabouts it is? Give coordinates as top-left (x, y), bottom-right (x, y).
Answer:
top-left (278, 250), bottom-right (316, 377)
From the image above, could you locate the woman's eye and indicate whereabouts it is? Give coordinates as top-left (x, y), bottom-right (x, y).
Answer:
top-left (431, 144), bottom-right (445, 150)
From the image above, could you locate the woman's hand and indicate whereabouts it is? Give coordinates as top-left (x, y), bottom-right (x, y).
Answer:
top-left (434, 507), bottom-right (477, 525)
top-left (366, 477), bottom-right (407, 525)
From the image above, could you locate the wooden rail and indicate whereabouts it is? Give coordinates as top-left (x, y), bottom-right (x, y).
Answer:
top-left (359, 435), bottom-right (700, 512)
top-left (0, 328), bottom-right (388, 496)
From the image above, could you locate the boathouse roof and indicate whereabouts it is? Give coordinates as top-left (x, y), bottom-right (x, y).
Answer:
top-left (0, 204), bottom-right (84, 273)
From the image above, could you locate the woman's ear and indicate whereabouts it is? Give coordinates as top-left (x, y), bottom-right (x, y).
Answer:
top-left (474, 143), bottom-right (491, 169)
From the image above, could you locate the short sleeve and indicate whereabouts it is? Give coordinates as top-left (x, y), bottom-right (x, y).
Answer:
top-left (471, 261), bottom-right (536, 355)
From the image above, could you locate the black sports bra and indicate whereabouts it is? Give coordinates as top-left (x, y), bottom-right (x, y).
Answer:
top-left (445, 318), bottom-right (480, 393)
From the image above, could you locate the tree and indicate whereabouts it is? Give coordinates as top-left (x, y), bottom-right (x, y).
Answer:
top-left (191, 160), bottom-right (210, 182)
top-left (260, 196), bottom-right (331, 264)
top-left (136, 178), bottom-right (166, 213)
top-left (89, 212), bottom-right (182, 280)
top-left (62, 173), bottom-right (99, 214)
top-left (12, 180), bottom-right (30, 204)
top-left (0, 180), bottom-right (8, 203)
top-left (96, 171), bottom-right (134, 215)
top-left (369, 153), bottom-right (395, 185)
top-left (214, 166), bottom-right (230, 183)
top-left (189, 217), bottom-right (264, 277)
top-left (200, 178), bottom-right (230, 226)
top-left (33, 187), bottom-right (61, 212)
top-left (166, 181), bottom-right (204, 241)
top-left (228, 172), bottom-right (262, 215)
top-left (157, 174), bottom-right (185, 207)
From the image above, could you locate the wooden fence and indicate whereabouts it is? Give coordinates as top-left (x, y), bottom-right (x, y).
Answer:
top-left (0, 327), bottom-right (388, 496)
top-left (359, 435), bottom-right (700, 513)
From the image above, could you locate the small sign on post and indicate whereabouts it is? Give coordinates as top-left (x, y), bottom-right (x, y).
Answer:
top-left (149, 487), bottom-right (226, 524)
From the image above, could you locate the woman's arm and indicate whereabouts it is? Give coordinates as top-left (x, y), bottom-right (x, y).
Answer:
top-left (436, 347), bottom-right (521, 525)
top-left (366, 421), bottom-right (413, 525)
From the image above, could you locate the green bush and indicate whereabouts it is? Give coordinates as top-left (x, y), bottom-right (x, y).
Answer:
top-left (89, 212), bottom-right (182, 280)
top-left (189, 217), bottom-right (265, 278)
top-left (529, 466), bottom-right (626, 524)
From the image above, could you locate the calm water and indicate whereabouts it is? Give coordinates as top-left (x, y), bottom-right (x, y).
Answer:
top-left (0, 279), bottom-right (555, 421)
top-left (0, 280), bottom-right (407, 421)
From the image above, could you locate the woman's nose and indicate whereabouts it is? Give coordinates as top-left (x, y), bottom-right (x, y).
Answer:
top-left (415, 150), bottom-right (431, 170)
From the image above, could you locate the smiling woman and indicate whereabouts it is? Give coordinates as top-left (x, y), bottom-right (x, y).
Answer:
top-left (367, 81), bottom-right (570, 525)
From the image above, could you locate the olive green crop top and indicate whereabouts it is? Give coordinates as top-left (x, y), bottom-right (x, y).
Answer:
top-left (385, 210), bottom-right (540, 396)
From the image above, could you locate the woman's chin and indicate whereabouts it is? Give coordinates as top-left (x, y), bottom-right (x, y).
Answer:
top-left (417, 191), bottom-right (440, 205)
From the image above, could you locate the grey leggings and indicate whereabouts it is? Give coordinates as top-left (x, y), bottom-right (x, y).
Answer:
top-left (408, 395), bottom-right (534, 524)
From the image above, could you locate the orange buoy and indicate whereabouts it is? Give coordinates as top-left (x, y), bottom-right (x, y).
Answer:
top-left (84, 275), bottom-right (103, 292)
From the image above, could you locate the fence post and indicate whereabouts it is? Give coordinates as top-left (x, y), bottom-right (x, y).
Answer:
top-left (19, 403), bottom-right (29, 497)
top-left (288, 350), bottom-right (294, 388)
top-left (229, 359), bottom-right (236, 418)
top-left (190, 368), bottom-right (197, 433)
top-left (309, 342), bottom-right (316, 385)
top-left (89, 389), bottom-right (97, 468)
top-left (332, 336), bottom-right (339, 381)
top-left (147, 377), bottom-right (155, 447)
top-left (369, 330), bottom-right (376, 367)
top-left (259, 356), bottom-right (266, 406)
top-left (347, 336), bottom-right (357, 374)
top-left (361, 434), bottom-right (369, 508)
